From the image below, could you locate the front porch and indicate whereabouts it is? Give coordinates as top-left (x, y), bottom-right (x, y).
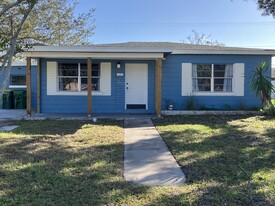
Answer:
top-left (24, 48), bottom-right (167, 116)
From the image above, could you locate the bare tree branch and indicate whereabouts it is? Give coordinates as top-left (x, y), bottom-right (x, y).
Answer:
top-left (182, 30), bottom-right (224, 46)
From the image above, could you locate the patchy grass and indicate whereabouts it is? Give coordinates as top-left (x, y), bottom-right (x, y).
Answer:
top-left (0, 120), bottom-right (129, 205)
top-left (154, 115), bottom-right (275, 205)
top-left (0, 120), bottom-right (200, 206)
top-left (0, 117), bottom-right (274, 205)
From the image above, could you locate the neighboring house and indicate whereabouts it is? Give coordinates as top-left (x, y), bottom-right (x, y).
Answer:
top-left (23, 42), bottom-right (275, 115)
top-left (0, 62), bottom-right (37, 108)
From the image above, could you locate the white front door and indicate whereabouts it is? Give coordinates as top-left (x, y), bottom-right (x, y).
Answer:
top-left (125, 63), bottom-right (148, 109)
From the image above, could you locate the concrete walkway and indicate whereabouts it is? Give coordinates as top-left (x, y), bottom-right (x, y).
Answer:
top-left (0, 109), bottom-right (26, 120)
top-left (124, 118), bottom-right (186, 186)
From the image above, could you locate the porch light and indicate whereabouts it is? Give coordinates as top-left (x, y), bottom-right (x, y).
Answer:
top-left (117, 62), bottom-right (121, 69)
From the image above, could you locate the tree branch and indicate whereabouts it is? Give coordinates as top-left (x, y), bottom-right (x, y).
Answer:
top-left (0, 0), bottom-right (26, 17)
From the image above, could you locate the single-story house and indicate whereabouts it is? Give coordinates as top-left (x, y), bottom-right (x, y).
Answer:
top-left (0, 62), bottom-right (37, 109)
top-left (23, 42), bottom-right (275, 116)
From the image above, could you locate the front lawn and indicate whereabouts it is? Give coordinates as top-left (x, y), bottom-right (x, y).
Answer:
top-left (154, 115), bottom-right (275, 205)
top-left (0, 120), bottom-right (128, 205)
top-left (0, 117), bottom-right (274, 205)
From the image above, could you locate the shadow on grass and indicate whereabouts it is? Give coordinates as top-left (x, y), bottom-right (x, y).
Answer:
top-left (153, 115), bottom-right (275, 205)
top-left (0, 120), bottom-right (149, 206)
top-left (12, 119), bottom-right (121, 135)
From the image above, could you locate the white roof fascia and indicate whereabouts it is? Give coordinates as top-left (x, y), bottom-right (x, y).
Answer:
top-left (11, 62), bottom-right (37, 66)
top-left (27, 46), bottom-right (171, 53)
top-left (0, 61), bottom-right (37, 67)
top-left (172, 49), bottom-right (275, 56)
top-left (23, 52), bottom-right (164, 60)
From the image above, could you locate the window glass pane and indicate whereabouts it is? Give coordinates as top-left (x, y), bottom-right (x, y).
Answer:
top-left (193, 78), bottom-right (211, 91)
top-left (58, 63), bottom-right (78, 76)
top-left (81, 78), bottom-right (88, 91)
top-left (11, 76), bottom-right (26, 85)
top-left (214, 64), bottom-right (226, 77)
top-left (59, 78), bottom-right (78, 91)
top-left (80, 64), bottom-right (87, 76)
top-left (196, 64), bottom-right (211, 77)
top-left (80, 78), bottom-right (100, 91)
top-left (92, 78), bottom-right (100, 91)
top-left (80, 64), bottom-right (100, 77)
top-left (92, 70), bottom-right (100, 77)
top-left (214, 79), bottom-right (232, 92)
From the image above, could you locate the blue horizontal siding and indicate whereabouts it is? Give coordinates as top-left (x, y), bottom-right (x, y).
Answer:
top-left (0, 65), bottom-right (37, 109)
top-left (162, 54), bottom-right (272, 110)
top-left (37, 54), bottom-right (272, 114)
top-left (40, 59), bottom-right (155, 114)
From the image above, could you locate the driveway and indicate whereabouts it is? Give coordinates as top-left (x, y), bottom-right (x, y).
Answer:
top-left (0, 109), bottom-right (26, 120)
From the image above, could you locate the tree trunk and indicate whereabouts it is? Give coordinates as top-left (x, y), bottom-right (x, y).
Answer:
top-left (0, 65), bottom-right (12, 107)
top-left (0, 2), bottom-right (35, 107)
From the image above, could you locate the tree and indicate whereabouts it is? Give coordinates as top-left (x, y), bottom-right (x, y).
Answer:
top-left (0, 0), bottom-right (95, 105)
top-left (21, 0), bottom-right (95, 46)
top-left (0, 0), bottom-right (36, 106)
top-left (257, 0), bottom-right (275, 18)
top-left (251, 61), bottom-right (275, 113)
top-left (181, 30), bottom-right (224, 46)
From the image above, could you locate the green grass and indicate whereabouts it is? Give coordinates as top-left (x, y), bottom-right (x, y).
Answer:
top-left (0, 117), bottom-right (274, 205)
top-left (154, 115), bottom-right (275, 205)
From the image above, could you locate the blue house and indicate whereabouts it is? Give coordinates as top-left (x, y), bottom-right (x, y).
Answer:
top-left (0, 62), bottom-right (37, 109)
top-left (23, 42), bottom-right (275, 116)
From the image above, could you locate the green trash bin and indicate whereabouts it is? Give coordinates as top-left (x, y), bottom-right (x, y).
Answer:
top-left (13, 90), bottom-right (26, 109)
top-left (2, 90), bottom-right (14, 109)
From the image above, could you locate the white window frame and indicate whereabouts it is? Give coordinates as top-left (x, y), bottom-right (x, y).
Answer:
top-left (192, 63), bottom-right (233, 94)
top-left (57, 63), bottom-right (101, 93)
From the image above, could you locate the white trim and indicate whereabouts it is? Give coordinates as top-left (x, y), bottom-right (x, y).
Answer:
top-left (11, 62), bottom-right (37, 66)
top-left (125, 63), bottom-right (148, 109)
top-left (233, 63), bottom-right (245, 96)
top-left (47, 61), bottom-right (57, 95)
top-left (24, 52), bottom-right (164, 59)
top-left (25, 46), bottom-right (170, 53)
top-left (181, 63), bottom-right (192, 95)
top-left (172, 49), bottom-right (275, 55)
top-left (47, 61), bottom-right (111, 96)
top-left (23, 45), bottom-right (275, 56)
top-left (100, 62), bottom-right (111, 96)
top-left (9, 85), bottom-right (27, 89)
top-left (192, 92), bottom-right (236, 96)
top-left (183, 63), bottom-right (244, 96)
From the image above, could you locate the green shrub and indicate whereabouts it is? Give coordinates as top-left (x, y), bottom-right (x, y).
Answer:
top-left (185, 94), bottom-right (196, 110)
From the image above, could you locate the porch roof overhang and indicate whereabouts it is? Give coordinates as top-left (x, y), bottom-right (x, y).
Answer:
top-left (23, 46), bottom-right (172, 60)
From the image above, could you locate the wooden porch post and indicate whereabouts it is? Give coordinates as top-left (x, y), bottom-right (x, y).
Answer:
top-left (155, 58), bottom-right (162, 116)
top-left (87, 58), bottom-right (92, 116)
top-left (37, 58), bottom-right (41, 113)
top-left (26, 57), bottom-right (32, 116)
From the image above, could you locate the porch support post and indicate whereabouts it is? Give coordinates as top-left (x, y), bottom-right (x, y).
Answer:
top-left (87, 58), bottom-right (92, 116)
top-left (155, 58), bottom-right (162, 116)
top-left (26, 57), bottom-right (32, 116)
top-left (37, 58), bottom-right (41, 113)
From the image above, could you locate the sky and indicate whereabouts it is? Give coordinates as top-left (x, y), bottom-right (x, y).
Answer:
top-left (76, 0), bottom-right (275, 50)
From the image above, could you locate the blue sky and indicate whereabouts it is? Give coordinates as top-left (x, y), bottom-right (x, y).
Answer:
top-left (76, 0), bottom-right (275, 49)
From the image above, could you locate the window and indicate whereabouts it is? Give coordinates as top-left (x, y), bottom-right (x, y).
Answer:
top-left (58, 63), bottom-right (100, 92)
top-left (192, 64), bottom-right (233, 92)
top-left (10, 75), bottom-right (26, 87)
top-left (80, 64), bottom-right (100, 91)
